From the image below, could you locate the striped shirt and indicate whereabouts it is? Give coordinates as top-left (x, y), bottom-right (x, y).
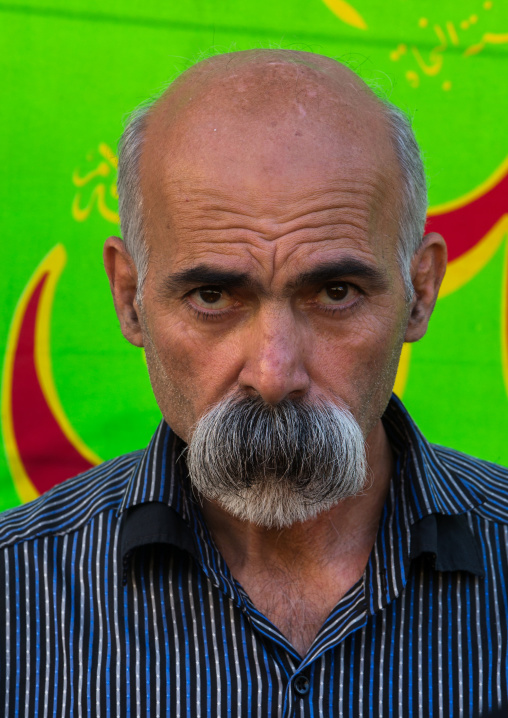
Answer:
top-left (1, 395), bottom-right (507, 717)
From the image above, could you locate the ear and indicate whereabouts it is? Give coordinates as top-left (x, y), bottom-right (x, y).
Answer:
top-left (404, 232), bottom-right (447, 343)
top-left (103, 236), bottom-right (144, 347)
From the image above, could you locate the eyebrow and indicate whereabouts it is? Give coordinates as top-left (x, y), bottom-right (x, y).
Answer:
top-left (161, 265), bottom-right (257, 294)
top-left (287, 258), bottom-right (389, 292)
top-left (161, 257), bottom-right (388, 295)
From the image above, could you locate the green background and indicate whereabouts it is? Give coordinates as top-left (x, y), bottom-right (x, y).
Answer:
top-left (1, 0), bottom-right (507, 509)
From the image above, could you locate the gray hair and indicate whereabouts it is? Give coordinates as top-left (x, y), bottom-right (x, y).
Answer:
top-left (186, 393), bottom-right (367, 529)
top-left (117, 62), bottom-right (427, 300)
top-left (382, 101), bottom-right (428, 296)
top-left (117, 107), bottom-right (151, 295)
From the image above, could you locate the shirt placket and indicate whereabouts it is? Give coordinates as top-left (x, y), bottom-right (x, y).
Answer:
top-left (184, 478), bottom-right (407, 718)
top-left (276, 581), bottom-right (368, 717)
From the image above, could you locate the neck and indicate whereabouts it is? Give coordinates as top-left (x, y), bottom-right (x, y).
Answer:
top-left (200, 419), bottom-right (393, 656)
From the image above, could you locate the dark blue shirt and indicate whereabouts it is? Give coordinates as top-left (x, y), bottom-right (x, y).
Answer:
top-left (1, 395), bottom-right (507, 717)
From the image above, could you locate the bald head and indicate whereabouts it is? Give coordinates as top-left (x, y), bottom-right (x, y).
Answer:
top-left (143, 50), bottom-right (394, 191)
top-left (117, 49), bottom-right (427, 296)
top-left (148, 48), bottom-right (381, 129)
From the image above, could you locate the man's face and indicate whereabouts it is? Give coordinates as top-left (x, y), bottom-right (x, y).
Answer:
top-left (131, 72), bottom-right (411, 446)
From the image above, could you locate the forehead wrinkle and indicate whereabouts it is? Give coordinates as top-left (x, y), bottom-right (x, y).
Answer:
top-left (166, 217), bottom-right (380, 270)
top-left (171, 240), bottom-right (274, 274)
top-left (172, 209), bottom-right (374, 239)
top-left (165, 179), bottom-right (390, 242)
top-left (165, 171), bottom-right (387, 208)
top-left (164, 195), bottom-right (393, 269)
top-left (272, 235), bottom-right (381, 276)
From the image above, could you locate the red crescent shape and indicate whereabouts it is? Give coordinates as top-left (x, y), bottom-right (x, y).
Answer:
top-left (11, 272), bottom-right (94, 494)
top-left (426, 167), bottom-right (508, 262)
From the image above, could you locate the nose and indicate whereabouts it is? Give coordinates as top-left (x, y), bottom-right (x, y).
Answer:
top-left (237, 304), bottom-right (310, 404)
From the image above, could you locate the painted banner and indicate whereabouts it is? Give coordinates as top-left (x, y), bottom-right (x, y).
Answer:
top-left (1, 0), bottom-right (507, 510)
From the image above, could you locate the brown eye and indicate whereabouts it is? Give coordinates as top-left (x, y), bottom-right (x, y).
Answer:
top-left (189, 286), bottom-right (232, 310)
top-left (326, 284), bottom-right (349, 301)
top-left (316, 282), bottom-right (359, 308)
top-left (198, 287), bottom-right (223, 304)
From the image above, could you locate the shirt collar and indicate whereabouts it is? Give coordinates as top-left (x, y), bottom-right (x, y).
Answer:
top-left (362, 395), bottom-right (486, 613)
top-left (382, 394), bottom-right (484, 521)
top-left (118, 421), bottom-right (244, 603)
top-left (409, 513), bottom-right (484, 575)
top-left (118, 395), bottom-right (486, 586)
top-left (118, 423), bottom-right (198, 565)
top-left (118, 421), bottom-right (189, 516)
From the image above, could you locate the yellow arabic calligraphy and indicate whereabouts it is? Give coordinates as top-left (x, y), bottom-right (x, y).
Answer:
top-left (390, 21), bottom-right (450, 88)
top-left (446, 21), bottom-right (460, 46)
top-left (464, 31), bottom-right (508, 56)
top-left (411, 25), bottom-right (447, 77)
top-left (389, 1), bottom-right (505, 91)
top-left (72, 143), bottom-right (119, 225)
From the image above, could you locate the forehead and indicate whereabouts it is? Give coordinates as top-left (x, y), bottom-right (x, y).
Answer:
top-left (144, 180), bottom-right (401, 294)
top-left (139, 58), bottom-right (402, 276)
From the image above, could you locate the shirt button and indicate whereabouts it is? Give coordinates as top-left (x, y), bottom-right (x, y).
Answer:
top-left (293, 674), bottom-right (310, 697)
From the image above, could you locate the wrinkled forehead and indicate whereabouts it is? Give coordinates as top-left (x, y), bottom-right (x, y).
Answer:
top-left (139, 53), bottom-right (401, 236)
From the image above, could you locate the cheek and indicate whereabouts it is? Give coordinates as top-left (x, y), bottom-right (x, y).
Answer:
top-left (311, 314), bottom-right (406, 427)
top-left (141, 316), bottom-right (202, 438)
top-left (351, 320), bottom-right (407, 426)
top-left (143, 315), bottom-right (244, 438)
top-left (142, 336), bottom-right (196, 439)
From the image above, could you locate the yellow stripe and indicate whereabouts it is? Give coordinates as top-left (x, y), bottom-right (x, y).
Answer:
top-left (439, 218), bottom-right (508, 298)
top-left (502, 241), bottom-right (508, 399)
top-left (321, 0), bottom-right (368, 29)
top-left (393, 343), bottom-right (411, 399)
top-left (428, 156), bottom-right (508, 215)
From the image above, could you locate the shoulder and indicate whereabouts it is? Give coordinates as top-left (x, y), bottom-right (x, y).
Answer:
top-left (0, 450), bottom-right (142, 550)
top-left (433, 444), bottom-right (508, 523)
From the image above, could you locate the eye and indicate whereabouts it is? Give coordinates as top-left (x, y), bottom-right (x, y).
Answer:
top-left (317, 282), bottom-right (358, 305)
top-left (189, 286), bottom-right (232, 309)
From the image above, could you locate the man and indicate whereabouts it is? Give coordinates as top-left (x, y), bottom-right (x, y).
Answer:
top-left (1, 49), bottom-right (507, 717)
